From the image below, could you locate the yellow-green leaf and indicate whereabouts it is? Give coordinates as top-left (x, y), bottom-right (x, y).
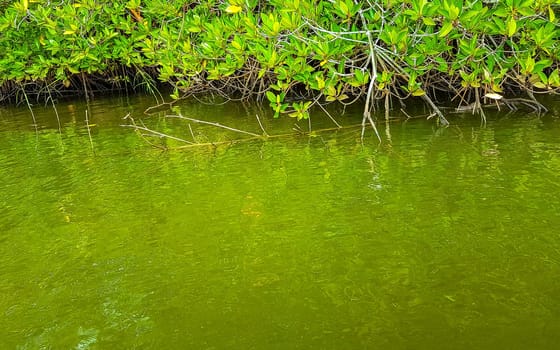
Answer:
top-left (491, 83), bottom-right (503, 92)
top-left (339, 1), bottom-right (349, 16)
top-left (422, 17), bottom-right (436, 26)
top-left (225, 5), bottom-right (242, 14)
top-left (337, 94), bottom-right (349, 101)
top-left (231, 40), bottom-right (242, 50)
top-left (549, 5), bottom-right (555, 22)
top-left (272, 21), bottom-right (281, 34)
top-left (525, 56), bottom-right (535, 74)
top-left (506, 17), bottom-right (516, 37)
top-left (449, 5), bottom-right (460, 20)
top-left (268, 50), bottom-right (277, 67)
top-left (315, 76), bottom-right (325, 89)
top-left (549, 69), bottom-right (560, 87)
top-left (63, 30), bottom-right (76, 35)
top-left (412, 88), bottom-right (425, 97)
top-left (439, 22), bottom-right (453, 37)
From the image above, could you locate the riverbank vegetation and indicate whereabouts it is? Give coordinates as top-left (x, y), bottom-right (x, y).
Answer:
top-left (1, 0), bottom-right (559, 127)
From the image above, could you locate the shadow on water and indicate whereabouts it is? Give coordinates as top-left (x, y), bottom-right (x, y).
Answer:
top-left (1, 95), bottom-right (560, 349)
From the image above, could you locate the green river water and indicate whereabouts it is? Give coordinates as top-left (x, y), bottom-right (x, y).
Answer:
top-left (1, 96), bottom-right (560, 349)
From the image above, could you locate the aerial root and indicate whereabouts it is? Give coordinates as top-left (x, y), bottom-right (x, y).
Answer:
top-left (455, 96), bottom-right (548, 115)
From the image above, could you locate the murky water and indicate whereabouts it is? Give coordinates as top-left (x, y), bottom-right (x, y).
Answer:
top-left (1, 95), bottom-right (560, 349)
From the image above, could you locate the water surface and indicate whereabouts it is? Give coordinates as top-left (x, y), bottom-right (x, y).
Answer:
top-left (1, 96), bottom-right (560, 349)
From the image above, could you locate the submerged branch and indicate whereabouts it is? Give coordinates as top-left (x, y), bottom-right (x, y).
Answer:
top-left (255, 114), bottom-right (269, 137)
top-left (122, 112), bottom-right (365, 150)
top-left (171, 124), bottom-right (365, 150)
top-left (166, 114), bottom-right (262, 137)
top-left (121, 113), bottom-right (194, 145)
top-left (420, 94), bottom-right (450, 126)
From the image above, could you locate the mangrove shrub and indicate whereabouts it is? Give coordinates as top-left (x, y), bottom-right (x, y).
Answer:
top-left (0, 0), bottom-right (559, 123)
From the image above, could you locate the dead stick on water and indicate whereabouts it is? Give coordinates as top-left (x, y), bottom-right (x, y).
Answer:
top-left (123, 114), bottom-right (167, 149)
top-left (255, 114), bottom-right (269, 136)
top-left (188, 123), bottom-right (196, 142)
top-left (400, 108), bottom-right (413, 119)
top-left (315, 100), bottom-right (342, 128)
top-left (421, 93), bottom-right (449, 126)
top-left (121, 124), bottom-right (194, 144)
top-left (172, 123), bottom-right (366, 150)
top-left (121, 114), bottom-right (193, 145)
top-left (144, 101), bottom-right (174, 114)
top-left (125, 120), bottom-right (363, 150)
top-left (123, 111), bottom-right (390, 150)
top-left (167, 114), bottom-right (261, 137)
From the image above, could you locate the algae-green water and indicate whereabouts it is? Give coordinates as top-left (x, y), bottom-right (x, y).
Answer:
top-left (1, 96), bottom-right (560, 349)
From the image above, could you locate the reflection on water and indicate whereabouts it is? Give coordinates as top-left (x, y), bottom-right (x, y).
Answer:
top-left (1, 96), bottom-right (560, 349)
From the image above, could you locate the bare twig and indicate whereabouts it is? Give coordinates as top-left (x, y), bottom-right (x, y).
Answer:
top-left (400, 108), bottom-right (413, 119)
top-left (144, 101), bottom-right (174, 115)
top-left (188, 123), bottom-right (196, 141)
top-left (121, 114), bottom-right (194, 145)
top-left (125, 110), bottom-right (366, 150)
top-left (315, 98), bottom-right (342, 128)
top-left (167, 114), bottom-right (261, 137)
top-left (173, 123), bottom-right (365, 150)
top-left (255, 114), bottom-right (269, 136)
top-left (420, 93), bottom-right (449, 126)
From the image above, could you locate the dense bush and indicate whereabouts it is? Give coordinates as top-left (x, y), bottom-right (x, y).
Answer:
top-left (0, 0), bottom-right (559, 122)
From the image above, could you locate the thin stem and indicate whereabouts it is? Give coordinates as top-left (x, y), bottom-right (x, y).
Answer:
top-left (167, 114), bottom-right (261, 137)
top-left (256, 114), bottom-right (269, 136)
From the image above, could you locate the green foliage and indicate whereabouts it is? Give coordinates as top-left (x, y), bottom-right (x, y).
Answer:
top-left (0, 0), bottom-right (559, 115)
